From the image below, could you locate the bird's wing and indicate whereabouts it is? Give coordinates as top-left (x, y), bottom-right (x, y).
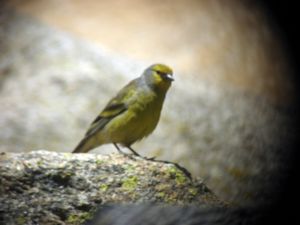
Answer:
top-left (84, 79), bottom-right (138, 137)
top-left (85, 102), bottom-right (127, 137)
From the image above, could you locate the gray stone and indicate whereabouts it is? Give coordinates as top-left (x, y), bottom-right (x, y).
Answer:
top-left (0, 150), bottom-right (224, 225)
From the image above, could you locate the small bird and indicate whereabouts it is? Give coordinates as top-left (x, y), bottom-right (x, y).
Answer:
top-left (73, 64), bottom-right (174, 156)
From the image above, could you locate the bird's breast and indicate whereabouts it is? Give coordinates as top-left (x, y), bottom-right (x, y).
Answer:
top-left (104, 89), bottom-right (166, 146)
top-left (131, 92), bottom-right (164, 129)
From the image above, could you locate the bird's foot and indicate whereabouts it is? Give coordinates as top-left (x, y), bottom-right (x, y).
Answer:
top-left (147, 158), bottom-right (192, 181)
top-left (113, 143), bottom-right (136, 159)
top-left (141, 156), bottom-right (156, 160)
top-left (136, 155), bottom-right (192, 180)
top-left (113, 144), bottom-right (191, 180)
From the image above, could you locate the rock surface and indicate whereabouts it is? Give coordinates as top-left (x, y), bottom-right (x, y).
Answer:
top-left (0, 150), bottom-right (223, 225)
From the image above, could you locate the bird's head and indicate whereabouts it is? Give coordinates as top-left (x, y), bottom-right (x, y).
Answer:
top-left (143, 64), bottom-right (174, 91)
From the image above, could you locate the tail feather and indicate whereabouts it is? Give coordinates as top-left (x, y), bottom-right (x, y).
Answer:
top-left (73, 136), bottom-right (97, 153)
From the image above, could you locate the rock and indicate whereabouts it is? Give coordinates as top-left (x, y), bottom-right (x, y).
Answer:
top-left (0, 150), bottom-right (224, 225)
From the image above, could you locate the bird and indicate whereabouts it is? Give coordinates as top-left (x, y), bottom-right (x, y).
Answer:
top-left (73, 63), bottom-right (174, 156)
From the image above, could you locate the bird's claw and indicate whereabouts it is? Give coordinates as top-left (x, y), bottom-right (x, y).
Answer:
top-left (144, 156), bottom-right (156, 161)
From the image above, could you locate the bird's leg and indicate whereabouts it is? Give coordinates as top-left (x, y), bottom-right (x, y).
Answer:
top-left (113, 143), bottom-right (137, 160)
top-left (126, 146), bottom-right (141, 157)
top-left (118, 145), bottom-right (190, 179)
top-left (116, 145), bottom-right (190, 180)
top-left (113, 143), bottom-right (128, 155)
top-left (115, 143), bottom-right (156, 162)
top-left (127, 146), bottom-right (156, 160)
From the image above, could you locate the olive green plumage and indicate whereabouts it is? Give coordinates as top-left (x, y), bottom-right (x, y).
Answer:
top-left (73, 64), bottom-right (174, 154)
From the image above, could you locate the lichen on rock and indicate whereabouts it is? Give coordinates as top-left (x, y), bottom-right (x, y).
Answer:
top-left (0, 150), bottom-right (224, 224)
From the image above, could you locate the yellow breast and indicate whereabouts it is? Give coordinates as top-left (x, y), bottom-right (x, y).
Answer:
top-left (104, 91), bottom-right (165, 146)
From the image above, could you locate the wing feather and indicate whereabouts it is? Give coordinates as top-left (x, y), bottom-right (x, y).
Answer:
top-left (84, 79), bottom-right (139, 138)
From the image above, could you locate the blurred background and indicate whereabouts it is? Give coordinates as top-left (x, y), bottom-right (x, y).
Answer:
top-left (0, 0), bottom-right (298, 206)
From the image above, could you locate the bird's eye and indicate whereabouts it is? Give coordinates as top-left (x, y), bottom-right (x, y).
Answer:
top-left (156, 71), bottom-right (164, 76)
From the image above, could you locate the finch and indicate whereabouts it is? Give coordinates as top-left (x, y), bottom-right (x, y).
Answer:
top-left (73, 64), bottom-right (174, 155)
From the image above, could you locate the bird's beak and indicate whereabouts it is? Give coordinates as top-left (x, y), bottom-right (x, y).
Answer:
top-left (166, 74), bottom-right (174, 81)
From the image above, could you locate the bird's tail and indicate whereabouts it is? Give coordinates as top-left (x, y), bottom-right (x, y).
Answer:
top-left (72, 136), bottom-right (98, 153)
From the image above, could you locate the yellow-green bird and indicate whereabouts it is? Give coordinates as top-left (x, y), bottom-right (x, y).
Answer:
top-left (73, 64), bottom-right (174, 155)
